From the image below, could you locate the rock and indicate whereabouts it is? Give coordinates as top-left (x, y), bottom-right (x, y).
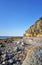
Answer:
top-left (0, 50), bottom-right (2, 56)
top-left (0, 56), bottom-right (2, 64)
top-left (2, 61), bottom-right (5, 65)
top-left (16, 60), bottom-right (21, 64)
top-left (24, 17), bottom-right (42, 37)
top-left (13, 47), bottom-right (17, 52)
top-left (0, 37), bottom-right (42, 65)
top-left (8, 59), bottom-right (14, 63)
top-left (21, 42), bottom-right (24, 46)
top-left (2, 54), bottom-right (6, 61)
top-left (22, 45), bottom-right (42, 65)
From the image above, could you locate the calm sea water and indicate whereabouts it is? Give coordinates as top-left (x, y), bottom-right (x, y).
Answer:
top-left (0, 36), bottom-right (12, 39)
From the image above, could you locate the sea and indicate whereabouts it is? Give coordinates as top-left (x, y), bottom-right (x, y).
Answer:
top-left (0, 36), bottom-right (13, 39)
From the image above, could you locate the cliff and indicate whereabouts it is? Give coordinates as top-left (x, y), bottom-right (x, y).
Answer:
top-left (24, 18), bottom-right (42, 37)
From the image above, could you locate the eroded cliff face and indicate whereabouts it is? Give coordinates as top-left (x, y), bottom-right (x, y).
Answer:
top-left (22, 38), bottom-right (42, 65)
top-left (24, 18), bottom-right (42, 37)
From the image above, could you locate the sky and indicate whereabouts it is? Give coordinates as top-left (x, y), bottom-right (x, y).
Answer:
top-left (0, 0), bottom-right (42, 36)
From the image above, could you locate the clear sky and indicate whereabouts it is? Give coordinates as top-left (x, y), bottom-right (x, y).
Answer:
top-left (0, 0), bottom-right (42, 36)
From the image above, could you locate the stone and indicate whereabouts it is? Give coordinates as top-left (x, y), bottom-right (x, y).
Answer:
top-left (22, 45), bottom-right (42, 65)
top-left (8, 59), bottom-right (14, 63)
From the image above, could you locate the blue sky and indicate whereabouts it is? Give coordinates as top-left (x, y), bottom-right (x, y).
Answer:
top-left (0, 0), bottom-right (42, 36)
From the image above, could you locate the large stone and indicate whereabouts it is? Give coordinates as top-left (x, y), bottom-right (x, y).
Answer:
top-left (22, 44), bottom-right (42, 65)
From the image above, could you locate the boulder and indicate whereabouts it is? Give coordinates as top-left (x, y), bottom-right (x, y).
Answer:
top-left (22, 44), bottom-right (42, 65)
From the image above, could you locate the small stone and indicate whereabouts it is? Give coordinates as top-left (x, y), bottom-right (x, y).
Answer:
top-left (8, 59), bottom-right (13, 63)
